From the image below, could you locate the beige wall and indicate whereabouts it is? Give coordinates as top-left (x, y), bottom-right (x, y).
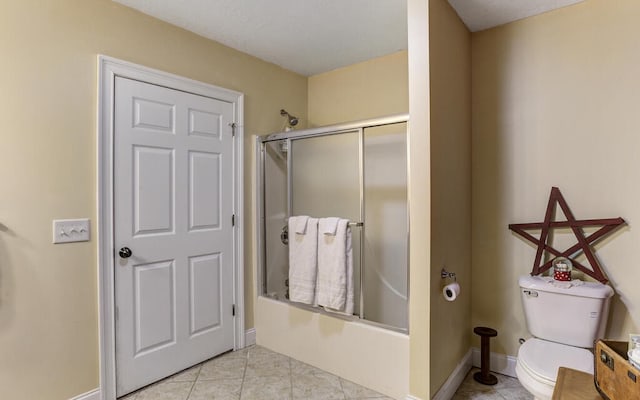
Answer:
top-left (407, 0), bottom-right (431, 397)
top-left (471, 0), bottom-right (640, 358)
top-left (429, 0), bottom-right (471, 396)
top-left (307, 51), bottom-right (408, 126)
top-left (0, 1), bottom-right (307, 398)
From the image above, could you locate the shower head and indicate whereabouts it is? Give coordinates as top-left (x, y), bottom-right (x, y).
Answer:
top-left (280, 109), bottom-right (299, 127)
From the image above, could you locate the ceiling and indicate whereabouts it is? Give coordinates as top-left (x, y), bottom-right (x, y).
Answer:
top-left (448, 0), bottom-right (585, 32)
top-left (112, 0), bottom-right (585, 76)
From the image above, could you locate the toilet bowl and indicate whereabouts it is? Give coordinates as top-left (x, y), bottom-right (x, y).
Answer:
top-left (516, 338), bottom-right (593, 400)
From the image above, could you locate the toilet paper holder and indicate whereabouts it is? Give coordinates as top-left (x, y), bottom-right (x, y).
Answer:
top-left (441, 268), bottom-right (457, 282)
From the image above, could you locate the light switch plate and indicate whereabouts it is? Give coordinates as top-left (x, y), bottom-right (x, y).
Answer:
top-left (53, 218), bottom-right (90, 244)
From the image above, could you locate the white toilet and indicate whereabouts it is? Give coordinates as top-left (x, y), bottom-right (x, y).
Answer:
top-left (515, 275), bottom-right (614, 400)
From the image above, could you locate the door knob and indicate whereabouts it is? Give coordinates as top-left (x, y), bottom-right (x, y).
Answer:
top-left (119, 247), bottom-right (132, 258)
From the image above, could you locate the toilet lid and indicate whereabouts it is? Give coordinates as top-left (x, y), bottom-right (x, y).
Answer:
top-left (518, 338), bottom-right (594, 384)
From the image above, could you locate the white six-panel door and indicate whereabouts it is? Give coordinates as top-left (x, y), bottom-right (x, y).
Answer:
top-left (113, 76), bottom-right (235, 396)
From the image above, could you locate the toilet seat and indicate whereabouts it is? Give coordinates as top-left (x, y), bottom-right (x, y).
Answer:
top-left (516, 338), bottom-right (594, 399)
top-left (519, 338), bottom-right (594, 380)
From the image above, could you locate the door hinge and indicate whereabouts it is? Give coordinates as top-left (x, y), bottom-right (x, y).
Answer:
top-left (230, 122), bottom-right (237, 137)
top-left (232, 214), bottom-right (236, 226)
top-left (232, 304), bottom-right (236, 316)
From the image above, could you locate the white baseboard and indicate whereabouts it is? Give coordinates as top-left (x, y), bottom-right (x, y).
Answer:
top-left (405, 395), bottom-right (423, 400)
top-left (471, 347), bottom-right (517, 378)
top-left (69, 388), bottom-right (100, 400)
top-left (245, 327), bottom-right (256, 347)
top-left (432, 349), bottom-right (473, 400)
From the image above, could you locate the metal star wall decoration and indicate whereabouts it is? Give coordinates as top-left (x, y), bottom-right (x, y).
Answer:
top-left (508, 187), bottom-right (625, 283)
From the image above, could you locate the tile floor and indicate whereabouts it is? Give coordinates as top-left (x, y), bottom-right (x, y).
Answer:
top-left (452, 368), bottom-right (533, 400)
top-left (120, 346), bottom-right (532, 400)
top-left (119, 345), bottom-right (393, 400)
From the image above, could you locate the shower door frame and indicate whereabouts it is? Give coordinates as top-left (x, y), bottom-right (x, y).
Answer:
top-left (256, 113), bottom-right (410, 333)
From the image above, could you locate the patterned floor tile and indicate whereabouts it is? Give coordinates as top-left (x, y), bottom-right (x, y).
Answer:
top-left (290, 358), bottom-right (329, 376)
top-left (454, 368), bottom-right (532, 400)
top-left (452, 391), bottom-right (505, 400)
top-left (245, 350), bottom-right (291, 378)
top-left (292, 371), bottom-right (345, 400)
top-left (188, 379), bottom-right (243, 400)
top-left (168, 364), bottom-right (202, 383)
top-left (199, 356), bottom-right (247, 381)
top-left (340, 378), bottom-right (390, 399)
top-left (134, 381), bottom-right (194, 400)
top-left (113, 345), bottom-right (531, 400)
top-left (240, 375), bottom-right (292, 400)
top-left (496, 387), bottom-right (534, 400)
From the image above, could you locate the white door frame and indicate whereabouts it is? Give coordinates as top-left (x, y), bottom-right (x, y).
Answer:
top-left (97, 55), bottom-right (244, 400)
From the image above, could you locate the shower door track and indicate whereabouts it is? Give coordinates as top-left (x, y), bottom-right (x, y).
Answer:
top-left (256, 113), bottom-right (410, 334)
top-left (261, 114), bottom-right (409, 142)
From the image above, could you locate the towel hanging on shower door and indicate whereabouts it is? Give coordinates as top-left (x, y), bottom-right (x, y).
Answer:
top-left (317, 218), bottom-right (354, 315)
top-left (288, 216), bottom-right (319, 305)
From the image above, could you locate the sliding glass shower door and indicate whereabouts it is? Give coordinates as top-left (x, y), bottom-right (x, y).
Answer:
top-left (259, 116), bottom-right (408, 332)
top-left (290, 130), bottom-right (363, 316)
top-left (362, 123), bottom-right (408, 330)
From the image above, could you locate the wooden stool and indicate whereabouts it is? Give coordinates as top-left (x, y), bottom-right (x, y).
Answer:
top-left (474, 326), bottom-right (498, 385)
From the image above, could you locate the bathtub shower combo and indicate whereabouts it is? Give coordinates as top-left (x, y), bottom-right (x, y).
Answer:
top-left (257, 114), bottom-right (409, 332)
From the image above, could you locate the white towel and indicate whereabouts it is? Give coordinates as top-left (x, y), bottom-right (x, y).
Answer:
top-left (288, 216), bottom-right (318, 305)
top-left (319, 217), bottom-right (339, 235)
top-left (344, 227), bottom-right (354, 315)
top-left (294, 215), bottom-right (310, 234)
top-left (317, 218), bottom-right (354, 315)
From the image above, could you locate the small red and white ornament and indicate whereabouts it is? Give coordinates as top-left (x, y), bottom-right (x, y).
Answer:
top-left (552, 257), bottom-right (572, 281)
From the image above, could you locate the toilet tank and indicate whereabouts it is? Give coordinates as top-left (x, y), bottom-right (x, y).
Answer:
top-left (519, 275), bottom-right (614, 348)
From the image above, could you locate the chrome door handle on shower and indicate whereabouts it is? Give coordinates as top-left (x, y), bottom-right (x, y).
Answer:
top-left (280, 225), bottom-right (288, 245)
